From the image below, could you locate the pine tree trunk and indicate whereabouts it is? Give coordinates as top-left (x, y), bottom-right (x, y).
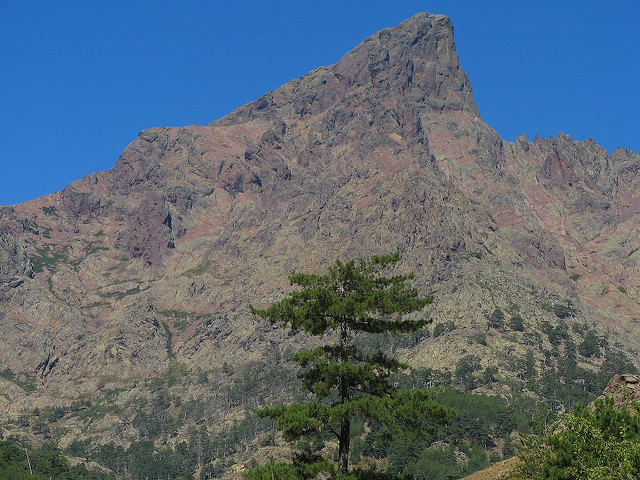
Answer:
top-left (339, 416), bottom-right (350, 475)
top-left (339, 318), bottom-right (350, 474)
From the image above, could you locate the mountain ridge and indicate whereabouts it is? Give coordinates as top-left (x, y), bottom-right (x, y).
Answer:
top-left (0, 12), bottom-right (638, 477)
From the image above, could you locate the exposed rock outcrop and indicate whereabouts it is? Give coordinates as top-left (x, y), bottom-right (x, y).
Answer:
top-left (601, 373), bottom-right (640, 407)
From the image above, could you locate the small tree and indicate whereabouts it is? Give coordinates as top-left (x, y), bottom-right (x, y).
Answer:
top-left (250, 253), bottom-right (455, 475)
top-left (486, 308), bottom-right (505, 331)
top-left (578, 330), bottom-right (601, 358)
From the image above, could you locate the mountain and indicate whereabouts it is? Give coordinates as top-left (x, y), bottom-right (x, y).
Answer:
top-left (0, 12), bottom-right (638, 478)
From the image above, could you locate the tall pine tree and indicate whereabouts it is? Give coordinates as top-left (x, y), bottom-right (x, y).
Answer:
top-left (250, 253), bottom-right (455, 475)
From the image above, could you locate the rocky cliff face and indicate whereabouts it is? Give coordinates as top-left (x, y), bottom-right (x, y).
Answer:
top-left (601, 373), bottom-right (640, 406)
top-left (0, 12), bottom-right (638, 448)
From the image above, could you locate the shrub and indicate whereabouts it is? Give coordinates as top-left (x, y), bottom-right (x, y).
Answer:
top-left (516, 397), bottom-right (640, 479)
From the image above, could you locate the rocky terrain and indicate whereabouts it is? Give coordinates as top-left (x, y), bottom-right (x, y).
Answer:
top-left (0, 12), bottom-right (638, 478)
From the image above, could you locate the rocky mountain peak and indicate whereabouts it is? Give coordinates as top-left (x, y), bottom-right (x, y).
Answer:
top-left (214, 12), bottom-right (479, 127)
top-left (0, 14), bottom-right (638, 457)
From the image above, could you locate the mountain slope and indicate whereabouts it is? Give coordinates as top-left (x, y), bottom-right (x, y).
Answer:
top-left (0, 12), bottom-right (638, 476)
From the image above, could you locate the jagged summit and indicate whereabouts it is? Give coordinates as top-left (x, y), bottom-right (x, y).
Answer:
top-left (215, 12), bottom-right (479, 127)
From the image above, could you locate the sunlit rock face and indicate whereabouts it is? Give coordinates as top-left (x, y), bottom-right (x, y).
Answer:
top-left (0, 12), bottom-right (638, 418)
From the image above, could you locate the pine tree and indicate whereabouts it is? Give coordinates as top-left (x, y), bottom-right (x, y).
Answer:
top-left (250, 253), bottom-right (455, 475)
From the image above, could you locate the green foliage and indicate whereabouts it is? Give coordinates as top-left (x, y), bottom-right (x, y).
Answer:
top-left (552, 301), bottom-right (576, 319)
top-left (244, 458), bottom-right (302, 480)
top-left (438, 388), bottom-right (534, 442)
top-left (222, 361), bottom-right (234, 376)
top-left (482, 366), bottom-right (499, 384)
top-left (71, 398), bottom-right (121, 421)
top-left (541, 319), bottom-right (570, 347)
top-left (250, 253), bottom-right (454, 475)
top-left (91, 435), bottom-right (210, 479)
top-left (432, 320), bottom-right (455, 337)
top-left (399, 444), bottom-right (460, 479)
top-left (508, 313), bottom-right (525, 332)
top-left (30, 243), bottom-right (70, 274)
top-left (41, 206), bottom-right (58, 216)
top-left (0, 437), bottom-right (115, 480)
top-left (516, 397), bottom-right (640, 479)
top-left (502, 436), bottom-right (516, 458)
top-left (486, 308), bottom-right (505, 331)
top-left (73, 362), bottom-right (293, 478)
top-left (157, 309), bottom-right (208, 330)
top-left (244, 453), bottom-right (335, 480)
top-left (245, 457), bottom-right (420, 480)
top-left (578, 330), bottom-right (601, 358)
top-left (364, 386), bottom-right (537, 478)
top-left (339, 470), bottom-right (414, 480)
top-left (162, 321), bottom-right (175, 358)
top-left (83, 240), bottom-right (109, 256)
top-left (0, 367), bottom-right (36, 392)
top-left (454, 355), bottom-right (481, 391)
top-left (97, 284), bottom-right (144, 299)
top-left (251, 253), bottom-right (432, 336)
top-left (8, 336), bottom-right (634, 480)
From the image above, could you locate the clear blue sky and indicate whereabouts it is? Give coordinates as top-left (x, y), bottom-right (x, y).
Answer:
top-left (1, 0), bottom-right (638, 206)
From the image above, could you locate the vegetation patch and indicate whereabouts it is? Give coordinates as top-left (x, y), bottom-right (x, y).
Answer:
top-left (30, 243), bottom-right (70, 274)
top-left (481, 243), bottom-right (495, 256)
top-left (41, 205), bottom-right (58, 216)
top-left (97, 283), bottom-right (149, 300)
top-left (0, 437), bottom-right (115, 480)
top-left (74, 401), bottom-right (122, 422)
top-left (157, 309), bottom-right (207, 330)
top-left (552, 301), bottom-right (576, 319)
top-left (8, 342), bottom-right (636, 480)
top-left (516, 397), bottom-right (640, 479)
top-left (486, 308), bottom-right (506, 331)
top-left (182, 261), bottom-right (212, 276)
top-left (84, 240), bottom-right (109, 256)
top-left (432, 320), bottom-right (456, 337)
top-left (85, 301), bottom-right (110, 308)
top-left (162, 321), bottom-right (175, 359)
top-left (542, 300), bottom-right (577, 319)
top-left (0, 367), bottom-right (36, 392)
